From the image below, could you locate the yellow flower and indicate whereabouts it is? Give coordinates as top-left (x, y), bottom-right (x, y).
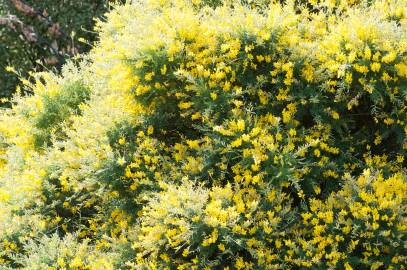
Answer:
top-left (218, 243), bottom-right (225, 252)
top-left (302, 63), bottom-right (314, 82)
top-left (235, 257), bottom-right (245, 270)
top-left (364, 46), bottom-right (372, 60)
top-left (202, 229), bottom-right (218, 247)
top-left (144, 72), bottom-right (155, 81)
top-left (57, 258), bottom-right (66, 268)
top-left (231, 138), bottom-right (243, 148)
top-left (353, 64), bottom-right (369, 74)
top-left (182, 249), bottom-right (189, 257)
top-left (370, 62), bottom-right (381, 72)
top-left (69, 257), bottom-right (83, 268)
top-left (118, 137), bottom-right (126, 145)
top-left (117, 157), bottom-right (126, 166)
top-left (187, 140), bottom-right (200, 149)
top-left (147, 125), bottom-right (154, 135)
top-left (5, 66), bottom-right (15, 73)
top-left (382, 51), bottom-right (396, 63)
top-left (236, 119), bottom-right (245, 132)
top-left (178, 101), bottom-right (193, 109)
top-left (331, 111), bottom-right (340, 119)
top-left (161, 65), bottom-right (167, 75)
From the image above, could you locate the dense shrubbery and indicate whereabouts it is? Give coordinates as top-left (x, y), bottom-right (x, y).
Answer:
top-left (0, 0), bottom-right (406, 269)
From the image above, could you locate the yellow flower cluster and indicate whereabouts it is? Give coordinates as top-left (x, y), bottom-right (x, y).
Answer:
top-left (0, 0), bottom-right (405, 269)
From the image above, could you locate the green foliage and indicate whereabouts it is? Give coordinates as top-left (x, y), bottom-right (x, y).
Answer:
top-left (0, 0), bottom-right (121, 103)
top-left (33, 78), bottom-right (90, 149)
top-left (14, 234), bottom-right (118, 270)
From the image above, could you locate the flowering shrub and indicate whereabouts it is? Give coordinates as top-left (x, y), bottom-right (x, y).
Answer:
top-left (0, 0), bottom-right (406, 269)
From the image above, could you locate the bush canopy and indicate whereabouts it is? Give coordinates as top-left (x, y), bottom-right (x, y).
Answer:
top-left (0, 0), bottom-right (406, 269)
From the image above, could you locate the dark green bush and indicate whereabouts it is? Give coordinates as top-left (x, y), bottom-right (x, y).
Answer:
top-left (0, 0), bottom-right (122, 103)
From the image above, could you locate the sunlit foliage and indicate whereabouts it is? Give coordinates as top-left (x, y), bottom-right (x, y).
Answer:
top-left (0, 0), bottom-right (406, 269)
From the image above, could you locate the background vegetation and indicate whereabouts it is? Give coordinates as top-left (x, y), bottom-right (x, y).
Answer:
top-left (0, 0), bottom-right (122, 103)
